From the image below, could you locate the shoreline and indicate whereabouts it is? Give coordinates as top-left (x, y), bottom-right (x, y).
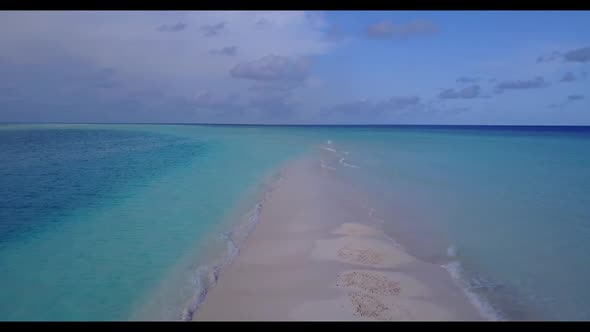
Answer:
top-left (192, 146), bottom-right (486, 321)
top-left (179, 167), bottom-right (286, 321)
top-left (129, 155), bottom-right (294, 321)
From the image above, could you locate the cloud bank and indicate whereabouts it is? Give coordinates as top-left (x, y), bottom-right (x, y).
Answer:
top-left (564, 46), bottom-right (590, 63)
top-left (568, 94), bottom-right (584, 101)
top-left (366, 19), bottom-right (439, 39)
top-left (495, 76), bottom-right (547, 93)
top-left (200, 22), bottom-right (226, 37)
top-left (209, 46), bottom-right (238, 56)
top-left (439, 85), bottom-right (481, 99)
top-left (230, 55), bottom-right (312, 82)
top-left (157, 22), bottom-right (187, 32)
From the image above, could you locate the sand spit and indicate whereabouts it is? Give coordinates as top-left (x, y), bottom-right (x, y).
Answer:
top-left (193, 153), bottom-right (484, 321)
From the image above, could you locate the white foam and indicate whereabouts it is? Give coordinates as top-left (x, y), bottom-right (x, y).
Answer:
top-left (182, 265), bottom-right (218, 321)
top-left (321, 147), bottom-right (338, 153)
top-left (320, 161), bottom-right (337, 171)
top-left (441, 261), bottom-right (503, 321)
top-left (341, 161), bottom-right (360, 168)
top-left (337, 156), bottom-right (360, 169)
top-left (447, 245), bottom-right (457, 258)
top-left (181, 177), bottom-right (277, 321)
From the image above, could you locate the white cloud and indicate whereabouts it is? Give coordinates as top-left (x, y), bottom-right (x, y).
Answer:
top-left (0, 11), bottom-right (332, 100)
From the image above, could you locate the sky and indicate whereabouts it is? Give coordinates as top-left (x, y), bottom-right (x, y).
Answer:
top-left (0, 10), bottom-right (589, 125)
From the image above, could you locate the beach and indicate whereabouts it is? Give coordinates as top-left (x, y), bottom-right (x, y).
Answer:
top-left (193, 146), bottom-right (484, 321)
top-left (3, 125), bottom-right (589, 320)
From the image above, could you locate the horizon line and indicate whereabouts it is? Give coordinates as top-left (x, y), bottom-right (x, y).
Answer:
top-left (2, 122), bottom-right (590, 127)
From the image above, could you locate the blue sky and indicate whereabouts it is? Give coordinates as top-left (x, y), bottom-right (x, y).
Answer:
top-left (0, 11), bottom-right (589, 124)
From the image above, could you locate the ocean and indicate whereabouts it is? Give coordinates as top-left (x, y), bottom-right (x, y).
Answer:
top-left (1, 124), bottom-right (589, 320)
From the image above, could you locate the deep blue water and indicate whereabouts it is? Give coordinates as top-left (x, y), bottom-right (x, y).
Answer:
top-left (0, 128), bottom-right (201, 243)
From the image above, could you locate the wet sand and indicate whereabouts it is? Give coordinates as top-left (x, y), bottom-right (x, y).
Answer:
top-left (193, 149), bottom-right (484, 321)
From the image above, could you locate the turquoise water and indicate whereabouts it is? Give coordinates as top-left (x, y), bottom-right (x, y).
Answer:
top-left (324, 126), bottom-right (590, 320)
top-left (0, 124), bottom-right (312, 320)
top-left (1, 124), bottom-right (589, 320)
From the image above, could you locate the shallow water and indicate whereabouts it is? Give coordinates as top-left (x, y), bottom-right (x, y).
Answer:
top-left (323, 126), bottom-right (590, 320)
top-left (1, 124), bottom-right (589, 320)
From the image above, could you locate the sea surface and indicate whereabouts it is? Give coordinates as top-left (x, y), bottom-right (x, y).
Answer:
top-left (1, 124), bottom-right (589, 320)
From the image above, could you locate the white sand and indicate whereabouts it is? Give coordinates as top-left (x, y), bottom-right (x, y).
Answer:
top-left (332, 222), bottom-right (382, 237)
top-left (193, 154), bottom-right (484, 321)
